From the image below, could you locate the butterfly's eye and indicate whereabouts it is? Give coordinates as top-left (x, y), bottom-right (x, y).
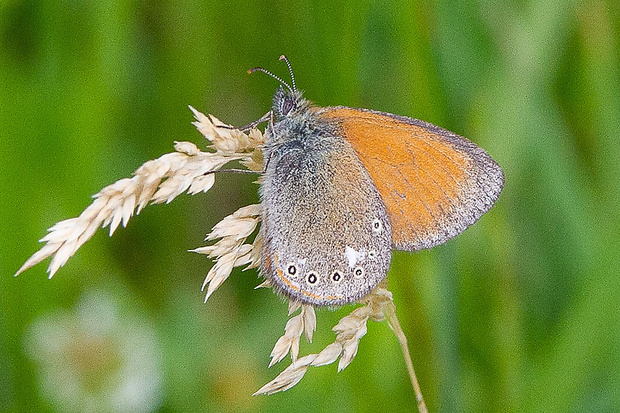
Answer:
top-left (281, 97), bottom-right (295, 115)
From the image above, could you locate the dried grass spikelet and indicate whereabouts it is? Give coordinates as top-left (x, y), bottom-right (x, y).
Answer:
top-left (15, 108), bottom-right (263, 278)
top-left (191, 204), bottom-right (262, 302)
top-left (254, 285), bottom-right (393, 395)
top-left (255, 286), bottom-right (428, 413)
top-left (16, 106), bottom-right (427, 412)
top-left (268, 302), bottom-right (317, 367)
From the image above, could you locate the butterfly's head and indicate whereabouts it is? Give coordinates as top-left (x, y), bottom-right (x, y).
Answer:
top-left (249, 55), bottom-right (310, 120)
top-left (272, 86), bottom-right (308, 119)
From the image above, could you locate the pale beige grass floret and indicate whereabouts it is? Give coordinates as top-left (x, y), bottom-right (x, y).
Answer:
top-left (15, 110), bottom-right (261, 279)
top-left (191, 204), bottom-right (262, 302)
top-left (254, 284), bottom-right (393, 395)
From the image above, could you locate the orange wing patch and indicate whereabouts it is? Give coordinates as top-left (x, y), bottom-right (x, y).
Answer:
top-left (319, 107), bottom-right (504, 251)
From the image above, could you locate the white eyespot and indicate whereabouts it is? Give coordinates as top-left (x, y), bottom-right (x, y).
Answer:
top-left (307, 272), bottom-right (318, 284)
top-left (286, 263), bottom-right (298, 277)
top-left (331, 271), bottom-right (342, 283)
top-left (353, 266), bottom-right (364, 279)
top-left (368, 250), bottom-right (377, 260)
top-left (372, 218), bottom-right (383, 233)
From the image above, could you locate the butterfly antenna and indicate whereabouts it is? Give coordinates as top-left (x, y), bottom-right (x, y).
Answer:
top-left (248, 66), bottom-right (294, 94)
top-left (278, 55), bottom-right (296, 91)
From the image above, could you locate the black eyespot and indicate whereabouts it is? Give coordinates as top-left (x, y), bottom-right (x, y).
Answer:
top-left (287, 264), bottom-right (297, 276)
top-left (307, 272), bottom-right (318, 284)
top-left (368, 250), bottom-right (376, 259)
top-left (372, 218), bottom-right (382, 232)
top-left (354, 267), bottom-right (364, 279)
top-left (332, 271), bottom-right (342, 283)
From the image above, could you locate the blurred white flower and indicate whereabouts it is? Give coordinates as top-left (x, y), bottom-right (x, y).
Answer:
top-left (26, 289), bottom-right (163, 413)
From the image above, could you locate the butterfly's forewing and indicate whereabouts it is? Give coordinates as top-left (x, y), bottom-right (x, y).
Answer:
top-left (318, 107), bottom-right (504, 251)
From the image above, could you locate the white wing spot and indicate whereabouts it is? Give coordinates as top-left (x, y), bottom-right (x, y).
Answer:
top-left (345, 246), bottom-right (360, 268)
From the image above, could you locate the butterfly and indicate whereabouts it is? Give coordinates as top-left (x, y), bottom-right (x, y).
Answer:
top-left (251, 56), bottom-right (504, 307)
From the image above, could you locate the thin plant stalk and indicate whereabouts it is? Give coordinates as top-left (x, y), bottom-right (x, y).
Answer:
top-left (384, 301), bottom-right (428, 413)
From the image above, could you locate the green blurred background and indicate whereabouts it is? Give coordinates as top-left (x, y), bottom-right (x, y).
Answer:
top-left (1, 0), bottom-right (619, 412)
